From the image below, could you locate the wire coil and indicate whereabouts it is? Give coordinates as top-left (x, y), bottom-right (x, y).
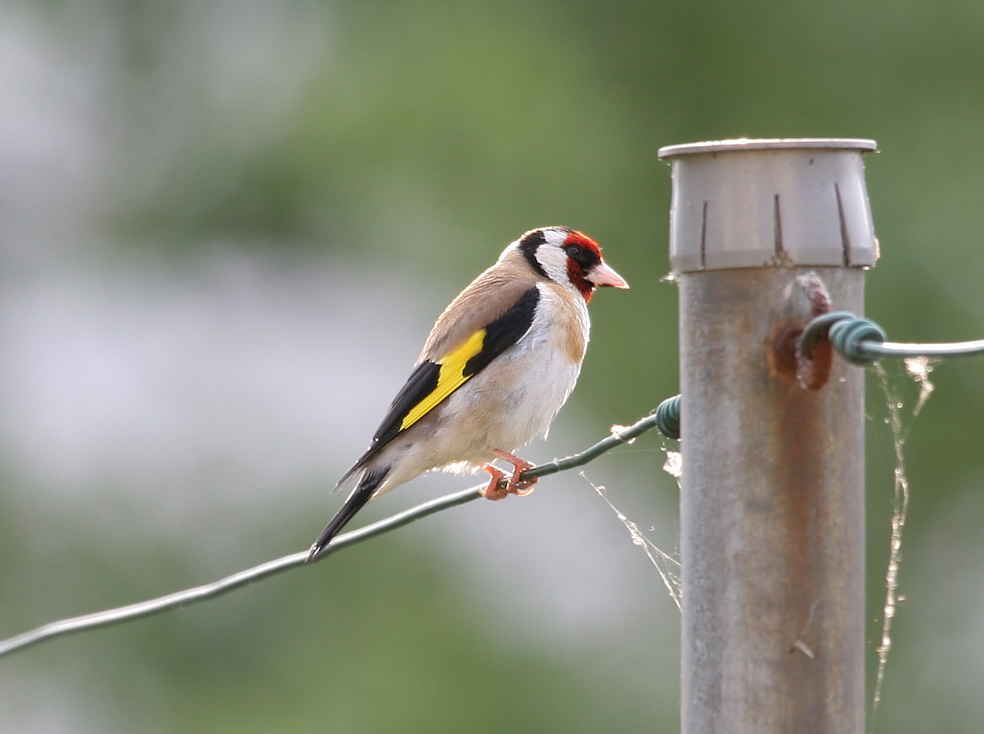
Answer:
top-left (655, 395), bottom-right (681, 440)
top-left (800, 312), bottom-right (984, 364)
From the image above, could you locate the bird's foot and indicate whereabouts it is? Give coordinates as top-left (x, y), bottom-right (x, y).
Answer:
top-left (480, 449), bottom-right (537, 500)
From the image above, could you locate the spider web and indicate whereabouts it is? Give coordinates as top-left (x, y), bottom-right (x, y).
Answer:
top-left (870, 356), bottom-right (935, 726)
top-left (583, 464), bottom-right (682, 612)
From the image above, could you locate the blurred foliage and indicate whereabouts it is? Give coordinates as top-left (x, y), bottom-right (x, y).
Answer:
top-left (4, 0), bottom-right (984, 732)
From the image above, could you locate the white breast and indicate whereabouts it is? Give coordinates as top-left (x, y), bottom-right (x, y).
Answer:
top-left (431, 282), bottom-right (589, 463)
top-left (375, 282), bottom-right (591, 489)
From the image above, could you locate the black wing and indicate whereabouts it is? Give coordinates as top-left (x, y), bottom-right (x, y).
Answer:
top-left (336, 285), bottom-right (541, 485)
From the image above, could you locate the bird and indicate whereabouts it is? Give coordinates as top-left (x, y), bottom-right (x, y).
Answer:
top-left (307, 226), bottom-right (628, 561)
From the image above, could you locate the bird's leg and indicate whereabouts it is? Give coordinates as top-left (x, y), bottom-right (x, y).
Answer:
top-left (479, 449), bottom-right (537, 500)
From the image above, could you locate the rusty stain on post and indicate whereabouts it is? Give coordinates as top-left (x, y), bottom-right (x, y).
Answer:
top-left (772, 274), bottom-right (837, 390)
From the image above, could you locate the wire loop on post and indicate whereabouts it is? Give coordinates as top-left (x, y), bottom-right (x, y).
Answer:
top-left (655, 395), bottom-right (681, 440)
top-left (827, 316), bottom-right (888, 364)
top-left (798, 311), bottom-right (866, 360)
top-left (800, 312), bottom-right (984, 365)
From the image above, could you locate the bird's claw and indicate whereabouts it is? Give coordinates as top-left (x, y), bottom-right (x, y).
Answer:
top-left (480, 450), bottom-right (538, 500)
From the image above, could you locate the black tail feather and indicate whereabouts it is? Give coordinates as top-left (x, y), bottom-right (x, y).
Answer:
top-left (307, 468), bottom-right (389, 562)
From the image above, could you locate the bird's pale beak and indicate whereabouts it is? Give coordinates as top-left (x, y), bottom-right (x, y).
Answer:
top-left (588, 261), bottom-right (629, 289)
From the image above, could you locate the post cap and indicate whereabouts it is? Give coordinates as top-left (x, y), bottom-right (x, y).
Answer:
top-left (659, 138), bottom-right (879, 273)
top-left (658, 138), bottom-right (878, 159)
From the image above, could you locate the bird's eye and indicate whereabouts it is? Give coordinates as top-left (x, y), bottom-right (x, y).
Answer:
top-left (566, 245), bottom-right (582, 258)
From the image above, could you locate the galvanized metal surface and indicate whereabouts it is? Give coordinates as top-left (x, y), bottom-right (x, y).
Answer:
top-left (679, 268), bottom-right (865, 734)
top-left (667, 139), bottom-right (872, 734)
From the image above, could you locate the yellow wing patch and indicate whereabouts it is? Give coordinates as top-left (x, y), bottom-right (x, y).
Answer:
top-left (399, 329), bottom-right (487, 431)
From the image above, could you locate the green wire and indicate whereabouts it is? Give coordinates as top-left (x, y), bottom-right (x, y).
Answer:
top-left (801, 312), bottom-right (984, 365)
top-left (0, 408), bottom-right (671, 660)
top-left (858, 339), bottom-right (984, 359)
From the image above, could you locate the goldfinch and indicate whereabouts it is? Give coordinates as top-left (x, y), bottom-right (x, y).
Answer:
top-left (308, 226), bottom-right (628, 560)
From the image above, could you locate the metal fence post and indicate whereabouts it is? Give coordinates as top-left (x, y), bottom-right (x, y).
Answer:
top-left (658, 139), bottom-right (878, 734)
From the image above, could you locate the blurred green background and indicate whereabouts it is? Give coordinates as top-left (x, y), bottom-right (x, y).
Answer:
top-left (2, 0), bottom-right (983, 732)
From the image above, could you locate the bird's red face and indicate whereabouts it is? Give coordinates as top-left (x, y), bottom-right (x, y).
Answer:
top-left (560, 230), bottom-right (629, 302)
top-left (515, 226), bottom-right (629, 301)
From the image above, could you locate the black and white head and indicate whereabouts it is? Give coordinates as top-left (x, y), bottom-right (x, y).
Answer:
top-left (509, 226), bottom-right (628, 301)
